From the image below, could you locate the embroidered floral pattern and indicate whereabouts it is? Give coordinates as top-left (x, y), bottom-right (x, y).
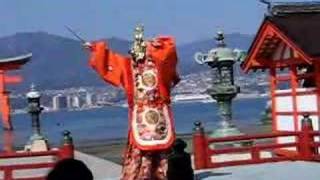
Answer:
top-left (121, 144), bottom-right (168, 180)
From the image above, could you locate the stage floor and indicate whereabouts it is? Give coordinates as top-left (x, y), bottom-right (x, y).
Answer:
top-left (196, 161), bottom-right (320, 180)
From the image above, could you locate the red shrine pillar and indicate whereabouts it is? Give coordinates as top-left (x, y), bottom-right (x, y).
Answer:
top-left (3, 131), bottom-right (13, 152)
top-left (0, 70), bottom-right (24, 130)
top-left (0, 70), bottom-right (12, 130)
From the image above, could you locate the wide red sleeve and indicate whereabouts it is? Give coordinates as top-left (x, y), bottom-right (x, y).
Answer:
top-left (89, 41), bottom-right (127, 87)
top-left (156, 36), bottom-right (180, 87)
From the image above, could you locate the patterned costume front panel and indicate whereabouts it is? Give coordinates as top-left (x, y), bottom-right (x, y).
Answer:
top-left (131, 57), bottom-right (174, 151)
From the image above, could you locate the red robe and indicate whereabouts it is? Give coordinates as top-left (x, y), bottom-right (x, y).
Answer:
top-left (89, 36), bottom-right (179, 105)
top-left (89, 36), bottom-right (180, 179)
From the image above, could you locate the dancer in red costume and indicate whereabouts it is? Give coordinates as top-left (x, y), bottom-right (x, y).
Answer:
top-left (85, 25), bottom-right (180, 179)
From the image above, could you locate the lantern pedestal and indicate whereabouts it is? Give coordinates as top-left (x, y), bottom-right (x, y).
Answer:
top-left (208, 85), bottom-right (242, 138)
top-left (260, 100), bottom-right (272, 126)
top-left (25, 138), bottom-right (49, 152)
top-left (210, 124), bottom-right (242, 138)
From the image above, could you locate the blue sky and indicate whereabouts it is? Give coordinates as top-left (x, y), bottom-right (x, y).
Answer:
top-left (1, 0), bottom-right (314, 44)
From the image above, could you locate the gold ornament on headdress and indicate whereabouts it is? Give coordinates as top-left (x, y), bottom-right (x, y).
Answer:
top-left (130, 24), bottom-right (147, 62)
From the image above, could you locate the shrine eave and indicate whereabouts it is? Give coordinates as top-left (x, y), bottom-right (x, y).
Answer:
top-left (242, 12), bottom-right (320, 73)
top-left (0, 53), bottom-right (32, 70)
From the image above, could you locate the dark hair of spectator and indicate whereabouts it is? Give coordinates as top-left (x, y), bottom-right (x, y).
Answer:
top-left (46, 158), bottom-right (93, 180)
top-left (173, 138), bottom-right (187, 152)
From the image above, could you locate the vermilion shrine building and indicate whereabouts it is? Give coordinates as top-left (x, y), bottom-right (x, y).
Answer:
top-left (242, 4), bottom-right (320, 152)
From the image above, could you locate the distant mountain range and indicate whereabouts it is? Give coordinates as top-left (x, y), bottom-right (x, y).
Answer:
top-left (0, 32), bottom-right (254, 92)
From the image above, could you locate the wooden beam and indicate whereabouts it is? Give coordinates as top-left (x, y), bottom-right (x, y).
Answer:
top-left (242, 22), bottom-right (274, 72)
top-left (290, 65), bottom-right (299, 133)
top-left (275, 89), bottom-right (317, 96)
top-left (270, 68), bottom-right (277, 132)
top-left (257, 58), bottom-right (308, 68)
top-left (268, 22), bottom-right (312, 64)
top-left (4, 76), bottom-right (22, 84)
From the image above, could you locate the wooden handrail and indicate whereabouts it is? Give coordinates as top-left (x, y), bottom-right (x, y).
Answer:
top-left (208, 131), bottom-right (298, 143)
top-left (0, 162), bottom-right (56, 170)
top-left (0, 150), bottom-right (59, 159)
top-left (0, 160), bottom-right (56, 180)
top-left (0, 140), bottom-right (74, 179)
top-left (208, 142), bottom-right (298, 154)
top-left (193, 119), bottom-right (319, 170)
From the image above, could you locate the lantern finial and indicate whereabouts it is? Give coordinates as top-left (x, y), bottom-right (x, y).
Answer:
top-left (215, 31), bottom-right (226, 47)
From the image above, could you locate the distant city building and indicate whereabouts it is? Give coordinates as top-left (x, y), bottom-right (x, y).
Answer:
top-left (96, 94), bottom-right (105, 105)
top-left (52, 94), bottom-right (68, 110)
top-left (71, 95), bottom-right (81, 108)
top-left (66, 96), bottom-right (73, 108)
top-left (85, 93), bottom-right (97, 106)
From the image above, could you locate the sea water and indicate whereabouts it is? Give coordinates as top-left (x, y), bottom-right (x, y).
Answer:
top-left (0, 98), bottom-right (267, 149)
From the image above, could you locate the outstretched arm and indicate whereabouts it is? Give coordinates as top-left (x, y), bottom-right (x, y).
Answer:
top-left (87, 41), bottom-right (127, 87)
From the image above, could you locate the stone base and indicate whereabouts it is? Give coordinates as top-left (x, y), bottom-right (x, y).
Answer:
top-left (210, 126), bottom-right (243, 138)
top-left (25, 139), bottom-right (49, 152)
top-left (209, 126), bottom-right (245, 148)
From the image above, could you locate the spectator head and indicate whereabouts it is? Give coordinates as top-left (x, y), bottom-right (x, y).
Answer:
top-left (46, 158), bottom-right (93, 180)
top-left (173, 138), bottom-right (187, 153)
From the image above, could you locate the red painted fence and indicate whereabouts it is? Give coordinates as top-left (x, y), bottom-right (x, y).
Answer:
top-left (193, 119), bottom-right (320, 170)
top-left (0, 131), bottom-right (74, 180)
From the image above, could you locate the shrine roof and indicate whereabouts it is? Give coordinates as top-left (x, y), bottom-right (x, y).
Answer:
top-left (267, 13), bottom-right (320, 58)
top-left (270, 1), bottom-right (320, 15)
top-left (0, 53), bottom-right (31, 65)
top-left (0, 53), bottom-right (31, 70)
top-left (242, 2), bottom-right (320, 72)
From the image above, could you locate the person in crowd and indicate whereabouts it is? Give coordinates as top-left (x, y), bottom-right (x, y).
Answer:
top-left (46, 158), bottom-right (93, 180)
top-left (167, 138), bottom-right (194, 180)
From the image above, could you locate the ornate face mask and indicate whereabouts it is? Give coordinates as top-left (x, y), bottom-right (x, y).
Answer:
top-left (130, 24), bottom-right (147, 62)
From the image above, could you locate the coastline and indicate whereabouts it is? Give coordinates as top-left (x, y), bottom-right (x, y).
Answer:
top-left (12, 94), bottom-right (267, 115)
